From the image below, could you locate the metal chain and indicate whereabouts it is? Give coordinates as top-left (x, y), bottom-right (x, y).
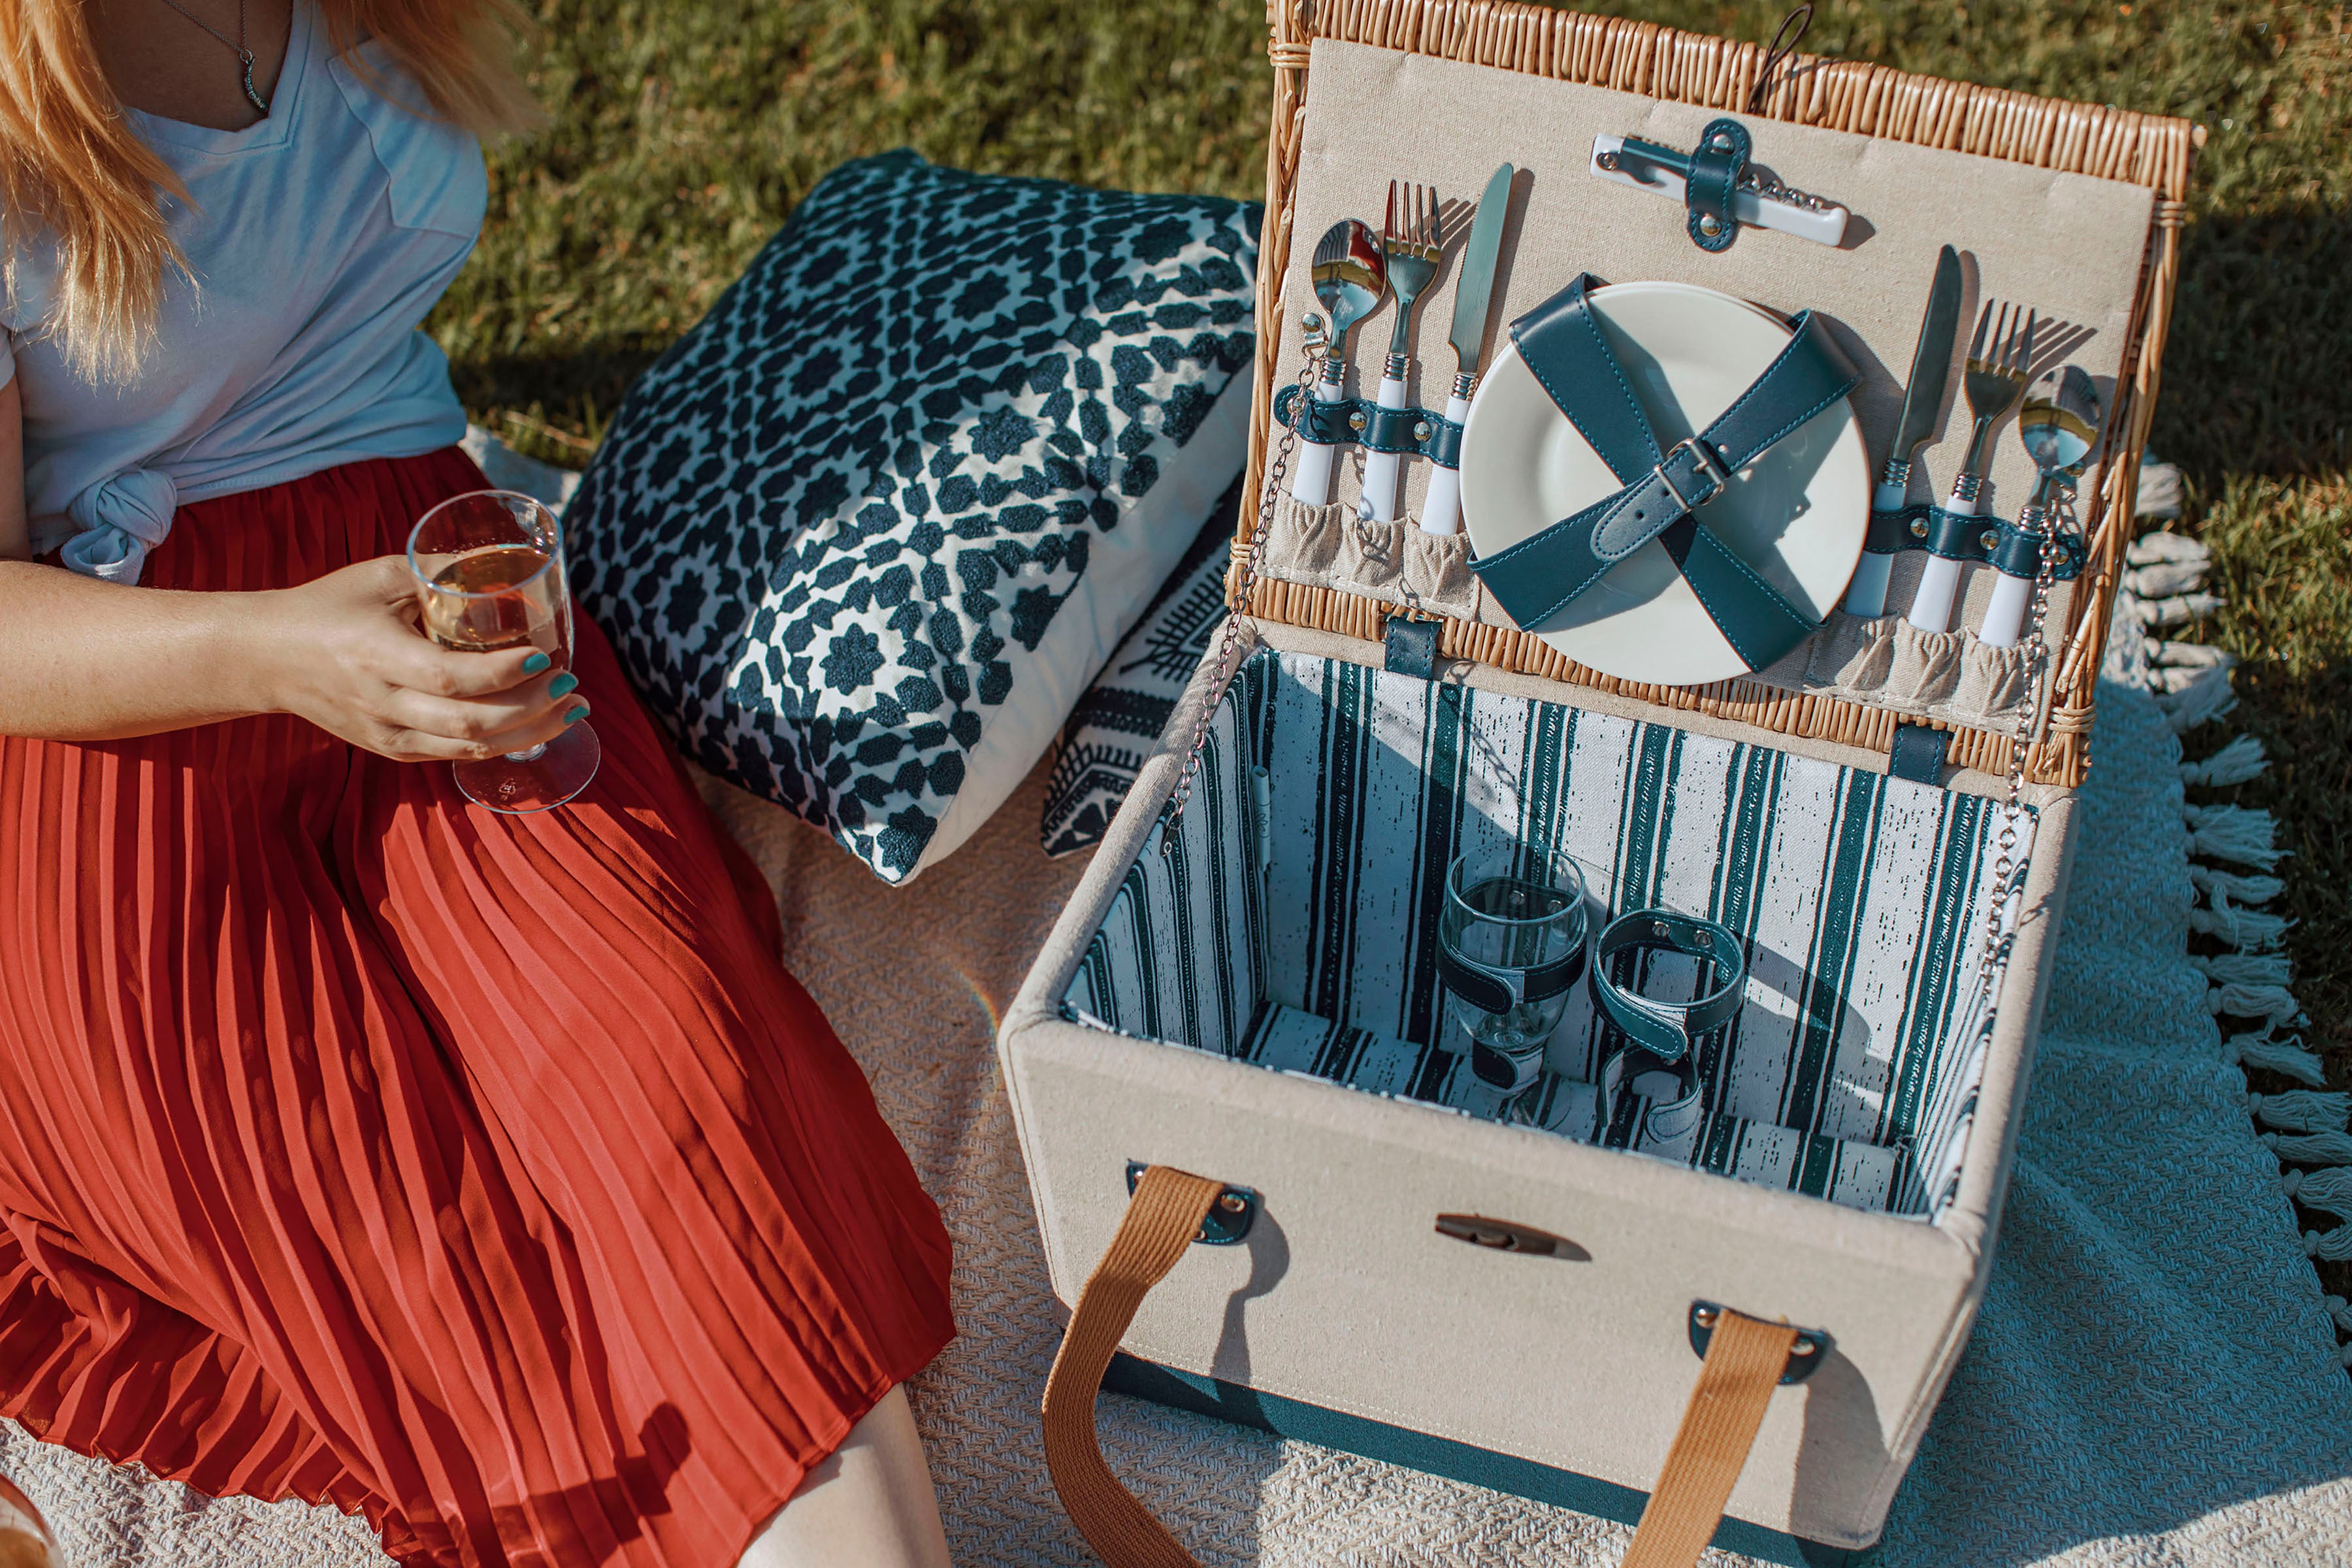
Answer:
top-left (1975, 511), bottom-right (2063, 988)
top-left (1157, 321), bottom-right (1328, 853)
top-left (1740, 168), bottom-right (1840, 216)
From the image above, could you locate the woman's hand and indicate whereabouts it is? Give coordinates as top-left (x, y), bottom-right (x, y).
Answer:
top-left (253, 555), bottom-right (589, 762)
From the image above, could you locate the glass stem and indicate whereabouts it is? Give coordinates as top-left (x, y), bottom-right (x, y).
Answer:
top-left (505, 743), bottom-right (550, 762)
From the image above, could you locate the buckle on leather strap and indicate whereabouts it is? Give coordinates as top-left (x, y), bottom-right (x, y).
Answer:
top-left (1655, 436), bottom-right (1731, 515)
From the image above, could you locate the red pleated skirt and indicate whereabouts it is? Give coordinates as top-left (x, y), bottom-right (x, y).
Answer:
top-left (0, 450), bottom-right (955, 1568)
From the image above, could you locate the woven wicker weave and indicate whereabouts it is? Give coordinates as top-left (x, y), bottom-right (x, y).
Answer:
top-left (1235, 0), bottom-right (2200, 787)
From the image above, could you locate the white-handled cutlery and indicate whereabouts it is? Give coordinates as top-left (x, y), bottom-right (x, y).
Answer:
top-left (1845, 245), bottom-right (1961, 616)
top-left (1588, 133), bottom-right (1849, 247)
top-left (1908, 300), bottom-right (2034, 632)
top-left (1978, 364), bottom-right (2100, 647)
top-left (1422, 162), bottom-right (1514, 536)
top-left (1361, 182), bottom-right (1442, 523)
top-left (1290, 220), bottom-right (1386, 508)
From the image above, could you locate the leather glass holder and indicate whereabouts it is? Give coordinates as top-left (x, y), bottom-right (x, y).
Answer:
top-left (1273, 383), bottom-right (1467, 468)
top-left (1863, 502), bottom-right (2089, 580)
top-left (1435, 923), bottom-right (1590, 1019)
top-left (1584, 909), bottom-right (1746, 1145)
top-left (1590, 909), bottom-right (1746, 1060)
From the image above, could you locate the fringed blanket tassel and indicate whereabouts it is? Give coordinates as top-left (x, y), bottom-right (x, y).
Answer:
top-left (2114, 498), bottom-right (2346, 1371)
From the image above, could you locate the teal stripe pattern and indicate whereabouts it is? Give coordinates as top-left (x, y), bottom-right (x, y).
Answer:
top-left (1063, 649), bottom-right (2034, 1219)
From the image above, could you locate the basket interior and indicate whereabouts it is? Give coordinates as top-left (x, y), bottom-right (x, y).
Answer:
top-left (1062, 649), bottom-right (2034, 1220)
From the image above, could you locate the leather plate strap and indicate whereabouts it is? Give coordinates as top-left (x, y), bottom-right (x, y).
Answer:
top-left (1621, 1308), bottom-right (1802, 1568)
top-left (1041, 1165), bottom-right (1222, 1568)
top-left (1470, 274), bottom-right (1860, 670)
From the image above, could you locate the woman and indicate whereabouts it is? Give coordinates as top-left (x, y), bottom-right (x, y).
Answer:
top-left (0, 4), bottom-right (956, 1565)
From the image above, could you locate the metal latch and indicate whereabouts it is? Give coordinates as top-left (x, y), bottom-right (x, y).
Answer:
top-left (1434, 1213), bottom-right (1588, 1259)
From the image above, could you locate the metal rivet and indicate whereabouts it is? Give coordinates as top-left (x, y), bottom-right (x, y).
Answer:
top-left (1789, 1337), bottom-right (1818, 1356)
top-left (1697, 214), bottom-right (1723, 237)
top-left (1348, 411), bottom-right (1368, 431)
top-left (1194, 1228), bottom-right (1209, 1243)
top-left (1909, 517), bottom-right (1930, 538)
top-left (1218, 1193), bottom-right (1247, 1215)
top-left (1654, 919), bottom-right (1671, 938)
top-left (1711, 132), bottom-right (1736, 151)
top-left (1301, 312), bottom-right (1324, 332)
top-left (1413, 420), bottom-right (1433, 442)
top-left (1980, 529), bottom-right (2001, 552)
top-left (1693, 1305), bottom-right (1720, 1328)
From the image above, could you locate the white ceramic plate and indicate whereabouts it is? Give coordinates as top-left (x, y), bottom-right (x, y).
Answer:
top-left (1459, 280), bottom-right (1868, 686)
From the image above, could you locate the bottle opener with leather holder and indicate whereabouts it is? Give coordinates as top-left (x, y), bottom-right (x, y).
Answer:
top-left (997, 5), bottom-right (2195, 1564)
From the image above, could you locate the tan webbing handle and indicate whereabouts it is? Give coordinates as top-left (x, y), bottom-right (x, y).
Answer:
top-left (1041, 1165), bottom-right (1222, 1568)
top-left (1622, 1308), bottom-right (1802, 1568)
top-left (1039, 1169), bottom-right (1801, 1568)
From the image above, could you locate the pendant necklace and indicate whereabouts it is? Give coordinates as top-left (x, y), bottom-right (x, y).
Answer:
top-left (155, 0), bottom-right (270, 117)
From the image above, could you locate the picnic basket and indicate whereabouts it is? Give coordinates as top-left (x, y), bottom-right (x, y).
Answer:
top-left (996, 3), bottom-right (2200, 1562)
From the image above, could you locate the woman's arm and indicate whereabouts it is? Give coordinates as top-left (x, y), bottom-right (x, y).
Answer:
top-left (0, 376), bottom-right (585, 755)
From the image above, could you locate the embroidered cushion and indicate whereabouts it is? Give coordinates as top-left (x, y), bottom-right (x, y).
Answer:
top-left (567, 152), bottom-right (1258, 881)
top-left (1040, 476), bottom-right (1239, 857)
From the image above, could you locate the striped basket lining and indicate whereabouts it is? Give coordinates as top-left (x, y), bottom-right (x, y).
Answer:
top-left (1065, 650), bottom-right (2034, 1219)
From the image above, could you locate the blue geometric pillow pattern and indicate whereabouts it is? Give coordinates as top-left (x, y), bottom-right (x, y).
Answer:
top-left (567, 152), bottom-right (1260, 881)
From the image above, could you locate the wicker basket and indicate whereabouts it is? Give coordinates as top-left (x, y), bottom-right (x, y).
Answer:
top-left (1233, 0), bottom-right (2200, 787)
top-left (996, 12), bottom-right (2206, 1564)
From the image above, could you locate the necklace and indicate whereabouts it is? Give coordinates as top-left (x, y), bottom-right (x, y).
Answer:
top-left (154, 0), bottom-right (270, 117)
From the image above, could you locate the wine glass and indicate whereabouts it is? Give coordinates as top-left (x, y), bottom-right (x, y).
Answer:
top-left (1437, 845), bottom-right (1590, 1095)
top-left (406, 489), bottom-right (600, 812)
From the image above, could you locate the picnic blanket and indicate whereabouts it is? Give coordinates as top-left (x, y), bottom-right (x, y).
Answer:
top-left (7, 542), bottom-right (2351, 1568)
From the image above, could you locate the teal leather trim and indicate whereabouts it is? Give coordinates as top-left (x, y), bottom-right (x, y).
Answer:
top-left (1887, 723), bottom-right (1950, 785)
top-left (1382, 617), bottom-right (1442, 680)
top-left (1272, 384), bottom-right (1465, 464)
top-left (1861, 504), bottom-right (2087, 581)
top-left (1686, 117), bottom-right (1750, 252)
top-left (1101, 1354), bottom-right (1859, 1567)
top-left (1470, 274), bottom-right (1860, 670)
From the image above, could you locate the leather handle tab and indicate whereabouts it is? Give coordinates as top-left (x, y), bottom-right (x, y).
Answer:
top-left (1620, 1306), bottom-right (1803, 1568)
top-left (1041, 1165), bottom-right (1224, 1568)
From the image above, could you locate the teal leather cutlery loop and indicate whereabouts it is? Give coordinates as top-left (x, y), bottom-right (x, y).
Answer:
top-left (1861, 503), bottom-right (2087, 581)
top-left (1272, 384), bottom-right (1465, 465)
top-left (1684, 118), bottom-right (1750, 252)
top-left (1469, 274), bottom-right (1861, 671)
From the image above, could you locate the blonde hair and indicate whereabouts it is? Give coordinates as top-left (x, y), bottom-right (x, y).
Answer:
top-left (0, 1), bottom-right (539, 383)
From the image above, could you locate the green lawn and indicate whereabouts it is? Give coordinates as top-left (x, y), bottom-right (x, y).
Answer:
top-left (433, 0), bottom-right (2352, 1225)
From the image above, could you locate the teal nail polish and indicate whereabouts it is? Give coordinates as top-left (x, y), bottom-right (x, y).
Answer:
top-left (521, 651), bottom-right (551, 675)
top-left (547, 672), bottom-right (579, 698)
top-left (563, 703), bottom-right (590, 725)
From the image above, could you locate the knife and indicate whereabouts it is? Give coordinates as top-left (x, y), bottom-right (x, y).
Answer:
top-left (1843, 244), bottom-right (1963, 616)
top-left (1420, 162), bottom-right (1514, 536)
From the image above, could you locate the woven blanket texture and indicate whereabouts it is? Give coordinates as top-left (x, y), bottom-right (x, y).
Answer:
top-left (5, 493), bottom-right (2350, 1565)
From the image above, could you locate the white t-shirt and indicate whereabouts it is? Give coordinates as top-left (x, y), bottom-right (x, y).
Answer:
top-left (0, 2), bottom-right (482, 583)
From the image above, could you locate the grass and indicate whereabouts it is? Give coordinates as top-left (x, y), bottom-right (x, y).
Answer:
top-left (434, 0), bottom-right (2352, 1247)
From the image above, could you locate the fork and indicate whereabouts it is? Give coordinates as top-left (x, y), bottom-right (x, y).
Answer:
top-left (1361, 181), bottom-right (1443, 524)
top-left (1907, 300), bottom-right (2036, 632)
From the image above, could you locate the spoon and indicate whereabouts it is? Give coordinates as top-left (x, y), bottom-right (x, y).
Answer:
top-left (1979, 365), bottom-right (2101, 647)
top-left (1289, 218), bottom-right (1388, 508)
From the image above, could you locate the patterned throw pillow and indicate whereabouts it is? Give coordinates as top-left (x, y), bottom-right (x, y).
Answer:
top-left (1040, 476), bottom-right (1239, 857)
top-left (567, 152), bottom-right (1258, 881)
